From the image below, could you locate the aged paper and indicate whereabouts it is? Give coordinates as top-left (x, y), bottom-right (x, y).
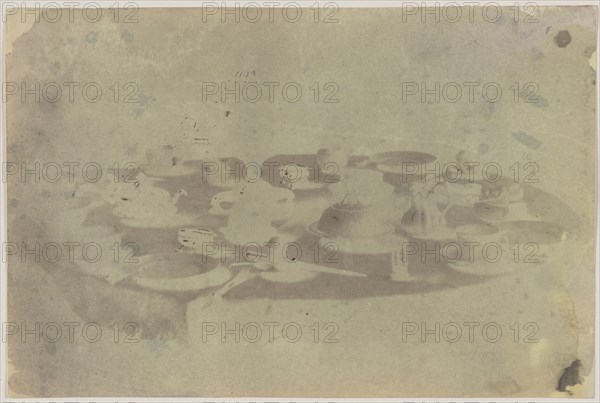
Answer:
top-left (2, 3), bottom-right (598, 399)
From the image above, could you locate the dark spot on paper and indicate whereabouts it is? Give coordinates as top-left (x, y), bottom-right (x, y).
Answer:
top-left (557, 360), bottom-right (582, 392)
top-left (225, 111), bottom-right (231, 117)
top-left (583, 45), bottom-right (596, 58)
top-left (85, 31), bottom-right (98, 44)
top-left (531, 47), bottom-right (544, 60)
top-left (554, 30), bottom-right (572, 48)
top-left (513, 131), bottom-right (542, 149)
top-left (121, 31), bottom-right (133, 42)
top-left (531, 95), bottom-right (549, 108)
top-left (138, 92), bottom-right (155, 107)
top-left (44, 343), bottom-right (57, 355)
top-left (264, 304), bottom-right (272, 315)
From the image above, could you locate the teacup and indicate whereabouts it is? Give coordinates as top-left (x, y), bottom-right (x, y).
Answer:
top-left (279, 164), bottom-right (320, 189)
top-left (209, 182), bottom-right (294, 218)
top-left (209, 188), bottom-right (239, 216)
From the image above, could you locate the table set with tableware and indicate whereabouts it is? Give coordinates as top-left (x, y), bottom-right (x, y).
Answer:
top-left (49, 148), bottom-right (580, 338)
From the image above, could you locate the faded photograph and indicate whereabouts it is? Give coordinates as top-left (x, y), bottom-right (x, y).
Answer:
top-left (2, 3), bottom-right (597, 399)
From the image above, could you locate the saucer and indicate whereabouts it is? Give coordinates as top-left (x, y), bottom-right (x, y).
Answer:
top-left (372, 151), bottom-right (438, 176)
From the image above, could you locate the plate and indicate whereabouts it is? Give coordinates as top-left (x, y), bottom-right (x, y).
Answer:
top-left (497, 220), bottom-right (567, 244)
top-left (124, 252), bottom-right (233, 293)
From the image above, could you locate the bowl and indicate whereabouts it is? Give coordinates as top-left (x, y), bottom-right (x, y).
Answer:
top-left (474, 201), bottom-right (509, 221)
top-left (456, 223), bottom-right (503, 244)
top-left (310, 202), bottom-right (394, 239)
